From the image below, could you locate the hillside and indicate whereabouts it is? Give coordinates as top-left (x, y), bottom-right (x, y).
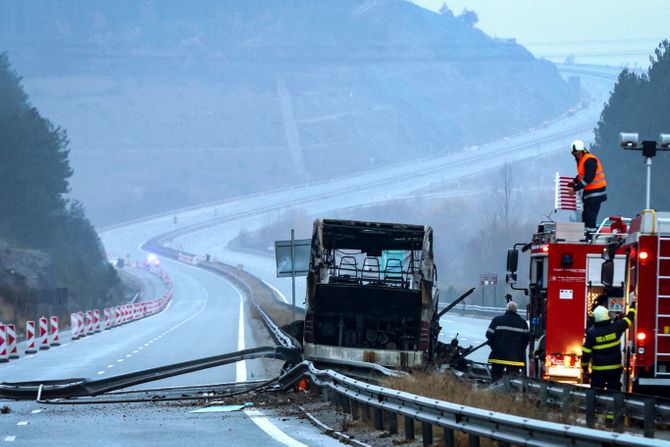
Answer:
top-left (1, 0), bottom-right (580, 225)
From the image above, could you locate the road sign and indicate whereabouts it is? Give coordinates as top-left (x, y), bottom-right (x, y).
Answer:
top-left (274, 238), bottom-right (310, 278)
top-left (480, 273), bottom-right (497, 286)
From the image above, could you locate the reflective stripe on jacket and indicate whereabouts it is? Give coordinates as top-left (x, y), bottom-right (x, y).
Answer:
top-left (486, 311), bottom-right (530, 367)
top-left (581, 308), bottom-right (635, 371)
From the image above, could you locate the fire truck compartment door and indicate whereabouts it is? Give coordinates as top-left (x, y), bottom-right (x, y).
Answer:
top-left (586, 255), bottom-right (625, 287)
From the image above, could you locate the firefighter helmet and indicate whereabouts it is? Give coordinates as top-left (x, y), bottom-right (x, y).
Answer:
top-left (571, 140), bottom-right (587, 152)
top-left (593, 305), bottom-right (610, 323)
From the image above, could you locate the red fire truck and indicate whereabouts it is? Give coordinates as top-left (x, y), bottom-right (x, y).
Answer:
top-left (506, 218), bottom-right (628, 383)
top-left (602, 209), bottom-right (670, 392)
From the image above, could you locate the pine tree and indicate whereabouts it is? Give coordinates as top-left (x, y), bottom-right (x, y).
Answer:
top-left (0, 52), bottom-right (119, 308)
top-left (593, 40), bottom-right (670, 216)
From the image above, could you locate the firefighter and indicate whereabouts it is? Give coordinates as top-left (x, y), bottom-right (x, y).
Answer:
top-left (486, 301), bottom-right (530, 381)
top-left (568, 140), bottom-right (607, 237)
top-left (581, 303), bottom-right (636, 390)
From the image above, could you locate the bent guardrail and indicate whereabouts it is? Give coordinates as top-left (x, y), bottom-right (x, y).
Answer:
top-left (280, 361), bottom-right (664, 447)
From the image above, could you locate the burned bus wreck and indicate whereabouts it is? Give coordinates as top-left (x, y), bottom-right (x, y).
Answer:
top-left (302, 219), bottom-right (439, 369)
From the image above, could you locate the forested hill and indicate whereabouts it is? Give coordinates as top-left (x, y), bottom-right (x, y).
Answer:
top-left (594, 40), bottom-right (670, 217)
top-left (0, 54), bottom-right (120, 311)
top-left (1, 0), bottom-right (580, 224)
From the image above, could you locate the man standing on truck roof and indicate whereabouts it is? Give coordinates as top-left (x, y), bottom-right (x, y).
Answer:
top-left (568, 140), bottom-right (607, 238)
top-left (581, 303), bottom-right (636, 391)
top-left (486, 301), bottom-right (530, 382)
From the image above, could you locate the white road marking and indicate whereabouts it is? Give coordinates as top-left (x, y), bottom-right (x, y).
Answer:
top-left (97, 371), bottom-right (105, 375)
top-left (244, 409), bottom-right (307, 447)
top-left (117, 359), bottom-right (124, 363)
top-left (133, 350), bottom-right (138, 354)
top-left (16, 422), bottom-right (28, 426)
top-left (4, 436), bottom-right (16, 442)
top-left (125, 354), bottom-right (132, 358)
top-left (236, 296), bottom-right (247, 383)
top-left (107, 364), bottom-right (114, 368)
top-left (138, 347), bottom-right (144, 350)
top-left (30, 409), bottom-right (42, 414)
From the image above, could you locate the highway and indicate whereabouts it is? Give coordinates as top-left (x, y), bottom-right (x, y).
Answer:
top-left (1, 65), bottom-right (622, 445)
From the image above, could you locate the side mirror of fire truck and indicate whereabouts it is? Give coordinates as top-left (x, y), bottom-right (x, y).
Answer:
top-left (601, 259), bottom-right (615, 288)
top-left (506, 249), bottom-right (519, 274)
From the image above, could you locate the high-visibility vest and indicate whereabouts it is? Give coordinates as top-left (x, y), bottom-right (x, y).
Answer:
top-left (577, 153), bottom-right (606, 190)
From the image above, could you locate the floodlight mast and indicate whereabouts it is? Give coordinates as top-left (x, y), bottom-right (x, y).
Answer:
top-left (619, 132), bottom-right (670, 209)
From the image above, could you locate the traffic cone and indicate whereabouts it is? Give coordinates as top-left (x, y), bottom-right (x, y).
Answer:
top-left (25, 321), bottom-right (37, 354)
top-left (0, 324), bottom-right (8, 362)
top-left (7, 324), bottom-right (19, 359)
top-left (50, 316), bottom-right (60, 346)
top-left (38, 317), bottom-right (49, 350)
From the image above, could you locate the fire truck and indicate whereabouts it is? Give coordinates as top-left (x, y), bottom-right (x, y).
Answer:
top-left (506, 218), bottom-right (628, 383)
top-left (602, 209), bottom-right (670, 392)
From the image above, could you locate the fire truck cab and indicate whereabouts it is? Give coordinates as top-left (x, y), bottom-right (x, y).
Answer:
top-left (609, 210), bottom-right (670, 392)
top-left (506, 218), bottom-right (628, 383)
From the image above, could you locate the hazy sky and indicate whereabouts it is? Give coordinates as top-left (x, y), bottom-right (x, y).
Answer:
top-left (412, 0), bottom-right (669, 68)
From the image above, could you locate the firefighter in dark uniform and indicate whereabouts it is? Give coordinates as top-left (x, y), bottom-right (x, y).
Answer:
top-left (486, 301), bottom-right (530, 381)
top-left (581, 303), bottom-right (636, 390)
top-left (568, 140), bottom-right (607, 237)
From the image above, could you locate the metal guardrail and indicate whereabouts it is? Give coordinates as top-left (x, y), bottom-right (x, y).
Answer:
top-left (0, 346), bottom-right (298, 400)
top-left (279, 361), bottom-right (664, 447)
top-left (507, 377), bottom-right (670, 438)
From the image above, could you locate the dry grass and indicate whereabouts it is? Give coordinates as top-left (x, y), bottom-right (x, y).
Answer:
top-left (382, 370), bottom-right (550, 422)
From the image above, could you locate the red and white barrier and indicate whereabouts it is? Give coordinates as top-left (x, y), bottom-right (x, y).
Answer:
top-left (0, 265), bottom-right (174, 360)
top-left (38, 316), bottom-right (50, 350)
top-left (71, 313), bottom-right (80, 340)
top-left (50, 316), bottom-right (60, 346)
top-left (7, 324), bottom-right (18, 359)
top-left (25, 321), bottom-right (37, 354)
top-left (0, 324), bottom-right (8, 362)
top-left (93, 309), bottom-right (101, 332)
top-left (85, 311), bottom-right (94, 335)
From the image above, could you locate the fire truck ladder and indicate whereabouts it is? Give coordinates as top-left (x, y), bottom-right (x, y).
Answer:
top-left (656, 233), bottom-right (670, 377)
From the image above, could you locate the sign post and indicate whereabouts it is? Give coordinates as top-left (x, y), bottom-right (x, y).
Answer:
top-left (275, 232), bottom-right (310, 322)
top-left (480, 273), bottom-right (498, 307)
top-left (290, 229), bottom-right (296, 321)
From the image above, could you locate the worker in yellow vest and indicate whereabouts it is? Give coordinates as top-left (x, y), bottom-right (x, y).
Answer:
top-left (569, 140), bottom-right (607, 237)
